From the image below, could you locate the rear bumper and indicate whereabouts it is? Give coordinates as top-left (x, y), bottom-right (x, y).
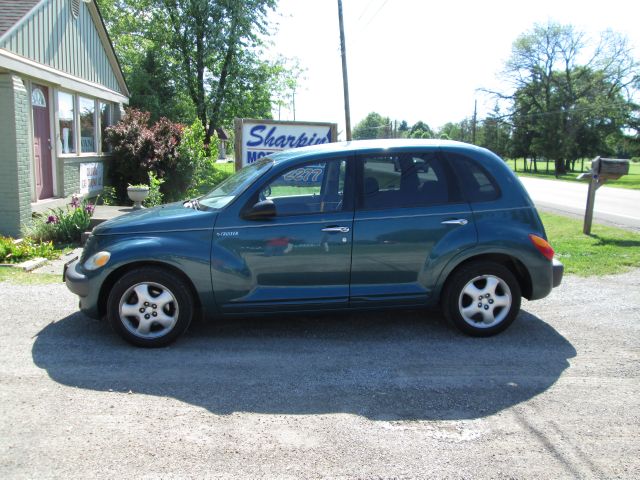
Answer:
top-left (552, 257), bottom-right (564, 288)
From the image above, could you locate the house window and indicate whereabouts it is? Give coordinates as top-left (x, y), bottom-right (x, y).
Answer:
top-left (58, 91), bottom-right (76, 154)
top-left (100, 102), bottom-right (113, 153)
top-left (79, 97), bottom-right (96, 153)
top-left (31, 87), bottom-right (46, 108)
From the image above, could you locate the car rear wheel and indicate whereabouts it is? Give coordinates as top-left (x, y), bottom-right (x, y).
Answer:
top-left (442, 261), bottom-right (521, 336)
top-left (107, 267), bottom-right (193, 347)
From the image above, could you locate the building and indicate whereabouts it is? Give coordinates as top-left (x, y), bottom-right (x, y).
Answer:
top-left (0, 0), bottom-right (129, 236)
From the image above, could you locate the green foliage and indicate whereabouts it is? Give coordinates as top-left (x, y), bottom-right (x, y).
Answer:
top-left (409, 121), bottom-right (433, 139)
top-left (353, 112), bottom-right (391, 140)
top-left (105, 109), bottom-right (184, 201)
top-left (0, 237), bottom-right (57, 264)
top-left (30, 196), bottom-right (95, 243)
top-left (143, 171), bottom-right (164, 207)
top-left (98, 0), bottom-right (288, 139)
top-left (99, 186), bottom-right (118, 206)
top-left (499, 22), bottom-right (640, 173)
top-left (178, 120), bottom-right (225, 198)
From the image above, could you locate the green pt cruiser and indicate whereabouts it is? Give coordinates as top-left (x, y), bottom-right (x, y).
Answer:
top-left (65, 140), bottom-right (563, 347)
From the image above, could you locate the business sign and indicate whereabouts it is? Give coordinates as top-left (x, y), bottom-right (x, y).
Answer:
top-left (234, 119), bottom-right (338, 169)
top-left (79, 162), bottom-right (103, 195)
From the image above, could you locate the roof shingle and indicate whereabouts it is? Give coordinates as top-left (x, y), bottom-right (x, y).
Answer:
top-left (0, 0), bottom-right (40, 38)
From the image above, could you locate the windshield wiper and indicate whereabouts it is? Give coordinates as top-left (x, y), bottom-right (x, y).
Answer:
top-left (183, 198), bottom-right (201, 210)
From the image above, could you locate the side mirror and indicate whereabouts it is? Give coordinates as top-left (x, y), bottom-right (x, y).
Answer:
top-left (243, 199), bottom-right (276, 220)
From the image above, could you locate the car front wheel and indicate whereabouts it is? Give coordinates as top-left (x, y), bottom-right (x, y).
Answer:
top-left (443, 261), bottom-right (521, 337)
top-left (107, 267), bottom-right (193, 347)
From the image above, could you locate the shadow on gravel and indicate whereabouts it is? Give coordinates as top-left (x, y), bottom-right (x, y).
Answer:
top-left (32, 309), bottom-right (575, 420)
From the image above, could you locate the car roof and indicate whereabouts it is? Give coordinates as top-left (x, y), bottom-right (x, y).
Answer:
top-left (267, 139), bottom-right (490, 163)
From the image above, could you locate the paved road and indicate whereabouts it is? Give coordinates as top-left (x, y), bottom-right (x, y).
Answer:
top-left (1, 271), bottom-right (639, 478)
top-left (518, 177), bottom-right (640, 231)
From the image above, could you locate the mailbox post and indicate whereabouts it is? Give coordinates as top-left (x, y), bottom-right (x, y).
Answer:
top-left (577, 157), bottom-right (630, 234)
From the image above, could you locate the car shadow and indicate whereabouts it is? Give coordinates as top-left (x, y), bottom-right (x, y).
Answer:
top-left (32, 309), bottom-right (575, 421)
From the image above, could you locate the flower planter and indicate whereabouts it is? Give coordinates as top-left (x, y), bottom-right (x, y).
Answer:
top-left (127, 186), bottom-right (149, 210)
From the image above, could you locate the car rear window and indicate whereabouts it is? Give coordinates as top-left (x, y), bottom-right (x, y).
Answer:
top-left (446, 153), bottom-right (501, 203)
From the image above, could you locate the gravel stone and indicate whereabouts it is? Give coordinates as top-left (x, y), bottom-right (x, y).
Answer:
top-left (1, 269), bottom-right (639, 478)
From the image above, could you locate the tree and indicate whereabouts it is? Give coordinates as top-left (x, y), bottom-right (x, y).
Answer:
top-left (479, 105), bottom-right (511, 159)
top-left (494, 22), bottom-right (639, 173)
top-left (98, 0), bottom-right (298, 141)
top-left (409, 121), bottom-right (433, 139)
top-left (352, 112), bottom-right (391, 140)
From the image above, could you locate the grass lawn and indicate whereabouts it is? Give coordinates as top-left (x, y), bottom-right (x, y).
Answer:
top-left (0, 267), bottom-right (60, 285)
top-left (540, 212), bottom-right (640, 276)
top-left (505, 158), bottom-right (640, 190)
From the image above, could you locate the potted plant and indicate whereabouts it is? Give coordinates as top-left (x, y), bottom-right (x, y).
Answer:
top-left (127, 183), bottom-right (150, 210)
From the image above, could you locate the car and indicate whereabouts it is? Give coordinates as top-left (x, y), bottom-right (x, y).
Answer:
top-left (65, 139), bottom-right (563, 347)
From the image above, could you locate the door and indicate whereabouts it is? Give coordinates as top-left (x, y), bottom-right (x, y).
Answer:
top-left (350, 151), bottom-right (477, 306)
top-left (31, 85), bottom-right (53, 199)
top-left (212, 157), bottom-right (354, 313)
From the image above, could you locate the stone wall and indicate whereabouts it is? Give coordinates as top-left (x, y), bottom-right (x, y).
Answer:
top-left (0, 74), bottom-right (32, 237)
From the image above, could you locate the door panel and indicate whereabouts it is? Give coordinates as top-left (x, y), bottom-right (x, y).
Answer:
top-left (213, 213), bottom-right (354, 312)
top-left (212, 158), bottom-right (354, 312)
top-left (32, 84), bottom-right (53, 199)
top-left (350, 151), bottom-right (477, 306)
top-left (351, 206), bottom-right (476, 305)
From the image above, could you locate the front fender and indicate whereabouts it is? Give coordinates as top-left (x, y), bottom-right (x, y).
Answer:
top-left (87, 230), bottom-right (216, 317)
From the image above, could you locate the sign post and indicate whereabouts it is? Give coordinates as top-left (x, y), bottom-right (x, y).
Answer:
top-left (234, 119), bottom-right (338, 170)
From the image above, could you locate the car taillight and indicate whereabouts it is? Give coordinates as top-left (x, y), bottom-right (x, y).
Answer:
top-left (529, 234), bottom-right (554, 261)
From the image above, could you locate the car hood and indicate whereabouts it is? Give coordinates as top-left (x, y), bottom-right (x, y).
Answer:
top-left (93, 202), bottom-right (217, 235)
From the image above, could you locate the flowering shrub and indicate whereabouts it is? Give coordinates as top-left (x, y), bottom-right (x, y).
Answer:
top-left (30, 194), bottom-right (96, 243)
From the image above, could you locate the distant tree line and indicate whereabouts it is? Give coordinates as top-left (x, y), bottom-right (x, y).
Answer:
top-left (353, 22), bottom-right (640, 174)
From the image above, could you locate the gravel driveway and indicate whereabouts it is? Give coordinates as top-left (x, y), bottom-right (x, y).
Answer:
top-left (1, 270), bottom-right (639, 479)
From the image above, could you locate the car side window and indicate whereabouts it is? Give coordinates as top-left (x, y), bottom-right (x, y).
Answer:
top-left (446, 153), bottom-right (501, 202)
top-left (260, 159), bottom-right (346, 216)
top-left (361, 153), bottom-right (461, 210)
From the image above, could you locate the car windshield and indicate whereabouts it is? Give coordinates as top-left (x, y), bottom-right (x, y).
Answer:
top-left (199, 158), bottom-right (273, 209)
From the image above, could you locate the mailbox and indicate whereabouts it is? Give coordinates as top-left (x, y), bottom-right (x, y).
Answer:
top-left (578, 156), bottom-right (630, 234)
top-left (593, 157), bottom-right (629, 180)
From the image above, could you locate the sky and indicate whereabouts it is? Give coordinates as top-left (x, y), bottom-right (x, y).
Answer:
top-left (267, 0), bottom-right (640, 139)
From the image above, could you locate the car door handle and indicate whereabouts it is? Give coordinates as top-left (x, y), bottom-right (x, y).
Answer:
top-left (441, 219), bottom-right (468, 226)
top-left (322, 226), bottom-right (350, 233)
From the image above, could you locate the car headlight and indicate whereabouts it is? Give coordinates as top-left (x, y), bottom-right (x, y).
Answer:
top-left (84, 251), bottom-right (111, 271)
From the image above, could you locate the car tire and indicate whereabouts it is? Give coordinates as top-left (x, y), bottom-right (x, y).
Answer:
top-left (107, 267), bottom-right (193, 347)
top-left (442, 261), bottom-right (521, 337)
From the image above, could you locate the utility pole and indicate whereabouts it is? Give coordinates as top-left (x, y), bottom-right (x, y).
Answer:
top-left (472, 99), bottom-right (477, 145)
top-left (292, 90), bottom-right (296, 121)
top-left (337, 0), bottom-right (352, 141)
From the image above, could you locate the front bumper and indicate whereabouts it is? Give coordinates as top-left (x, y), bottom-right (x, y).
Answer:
top-left (552, 257), bottom-right (564, 288)
top-left (64, 259), bottom-right (100, 318)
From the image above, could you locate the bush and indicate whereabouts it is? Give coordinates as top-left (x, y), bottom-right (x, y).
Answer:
top-left (105, 108), bottom-right (183, 202)
top-left (99, 186), bottom-right (118, 206)
top-left (143, 171), bottom-right (164, 207)
top-left (30, 194), bottom-right (95, 243)
top-left (0, 236), bottom-right (57, 264)
top-left (179, 120), bottom-right (227, 198)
